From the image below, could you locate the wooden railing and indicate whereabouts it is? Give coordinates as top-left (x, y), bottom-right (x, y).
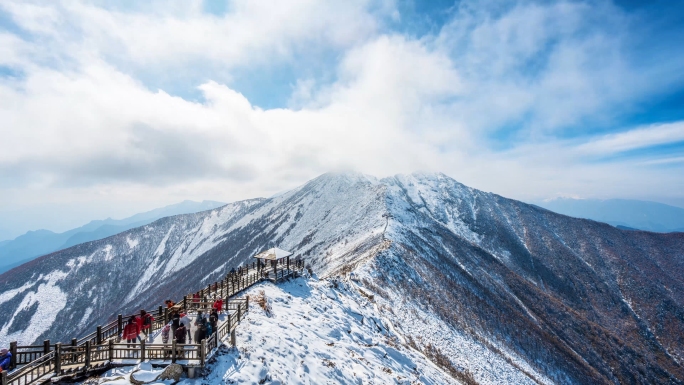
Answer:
top-left (3, 257), bottom-right (303, 385)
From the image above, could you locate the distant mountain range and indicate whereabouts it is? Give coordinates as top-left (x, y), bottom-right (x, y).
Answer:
top-left (535, 198), bottom-right (684, 233)
top-left (0, 200), bottom-right (225, 274)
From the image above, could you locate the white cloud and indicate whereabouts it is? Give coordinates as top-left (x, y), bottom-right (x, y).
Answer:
top-left (576, 122), bottom-right (684, 155)
top-left (0, 0), bottom-right (683, 236)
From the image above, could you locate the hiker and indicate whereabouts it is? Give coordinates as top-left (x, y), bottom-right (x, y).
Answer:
top-left (175, 322), bottom-right (187, 358)
top-left (180, 312), bottom-right (192, 343)
top-left (194, 322), bottom-right (206, 343)
top-left (122, 319), bottom-right (139, 350)
top-left (161, 323), bottom-right (171, 344)
top-left (128, 315), bottom-right (143, 342)
top-left (175, 322), bottom-right (187, 343)
top-left (195, 310), bottom-right (206, 325)
top-left (165, 299), bottom-right (175, 308)
top-left (0, 348), bottom-right (11, 373)
top-left (209, 309), bottom-right (219, 336)
top-left (140, 310), bottom-right (154, 338)
top-left (212, 297), bottom-right (223, 313)
top-left (161, 323), bottom-right (172, 358)
top-left (171, 311), bottom-right (180, 338)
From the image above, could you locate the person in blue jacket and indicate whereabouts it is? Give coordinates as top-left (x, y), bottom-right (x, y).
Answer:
top-left (0, 348), bottom-right (11, 372)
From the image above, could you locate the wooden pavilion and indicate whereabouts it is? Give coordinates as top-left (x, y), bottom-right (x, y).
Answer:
top-left (253, 247), bottom-right (294, 281)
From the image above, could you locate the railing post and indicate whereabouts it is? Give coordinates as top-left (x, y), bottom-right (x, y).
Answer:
top-left (54, 343), bottom-right (62, 375)
top-left (85, 341), bottom-right (91, 367)
top-left (164, 307), bottom-right (169, 324)
top-left (1, 370), bottom-right (6, 385)
top-left (9, 341), bottom-right (16, 370)
top-left (97, 325), bottom-right (103, 345)
top-left (72, 338), bottom-right (77, 347)
top-left (214, 329), bottom-right (219, 349)
top-left (108, 340), bottom-right (114, 361)
top-left (230, 330), bottom-right (236, 347)
top-left (171, 340), bottom-right (177, 363)
top-left (140, 340), bottom-right (146, 362)
top-left (44, 339), bottom-right (51, 355)
top-left (183, 296), bottom-right (187, 311)
top-left (246, 296), bottom-right (249, 311)
top-left (237, 304), bottom-right (241, 323)
top-left (118, 314), bottom-right (123, 337)
top-left (199, 339), bottom-right (205, 366)
top-left (226, 313), bottom-right (231, 334)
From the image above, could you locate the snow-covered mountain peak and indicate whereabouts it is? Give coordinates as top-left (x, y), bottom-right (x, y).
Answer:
top-left (2, 172), bottom-right (684, 384)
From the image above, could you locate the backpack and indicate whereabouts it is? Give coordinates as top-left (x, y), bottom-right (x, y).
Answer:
top-left (175, 326), bottom-right (186, 342)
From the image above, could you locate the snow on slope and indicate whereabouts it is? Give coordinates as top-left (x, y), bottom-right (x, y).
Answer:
top-left (92, 277), bottom-right (459, 385)
top-left (353, 263), bottom-right (552, 385)
top-left (0, 271), bottom-right (68, 345)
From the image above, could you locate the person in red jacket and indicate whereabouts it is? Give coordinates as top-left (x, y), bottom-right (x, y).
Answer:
top-left (140, 310), bottom-right (154, 339)
top-left (122, 319), bottom-right (139, 349)
top-left (127, 315), bottom-right (143, 342)
top-left (212, 298), bottom-right (223, 314)
top-left (192, 293), bottom-right (200, 311)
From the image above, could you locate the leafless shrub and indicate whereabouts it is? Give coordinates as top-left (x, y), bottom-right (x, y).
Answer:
top-left (254, 290), bottom-right (272, 316)
top-left (358, 288), bottom-right (375, 301)
top-left (424, 344), bottom-right (479, 385)
top-left (340, 264), bottom-right (354, 276)
top-left (360, 278), bottom-right (390, 300)
top-left (405, 335), bottom-right (420, 352)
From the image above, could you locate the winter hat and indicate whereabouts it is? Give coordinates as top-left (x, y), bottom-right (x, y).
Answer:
top-left (180, 322), bottom-right (184, 327)
top-left (0, 348), bottom-right (8, 355)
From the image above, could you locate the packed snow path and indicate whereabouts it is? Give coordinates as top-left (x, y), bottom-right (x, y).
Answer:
top-left (2, 259), bottom-right (304, 385)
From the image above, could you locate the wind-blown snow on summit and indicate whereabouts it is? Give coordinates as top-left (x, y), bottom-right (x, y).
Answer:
top-left (1, 172), bottom-right (683, 384)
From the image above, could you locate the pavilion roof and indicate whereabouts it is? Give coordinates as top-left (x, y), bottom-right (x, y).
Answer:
top-left (253, 247), bottom-right (293, 261)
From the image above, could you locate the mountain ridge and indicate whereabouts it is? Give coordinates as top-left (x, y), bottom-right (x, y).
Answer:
top-left (1, 172), bottom-right (682, 384)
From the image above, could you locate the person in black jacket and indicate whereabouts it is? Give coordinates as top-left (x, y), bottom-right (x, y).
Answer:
top-left (175, 322), bottom-right (187, 358)
top-left (194, 324), bottom-right (207, 343)
top-left (209, 309), bottom-right (219, 337)
top-left (171, 311), bottom-right (180, 339)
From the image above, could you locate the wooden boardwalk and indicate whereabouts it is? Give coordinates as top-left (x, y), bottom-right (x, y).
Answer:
top-left (2, 257), bottom-right (304, 385)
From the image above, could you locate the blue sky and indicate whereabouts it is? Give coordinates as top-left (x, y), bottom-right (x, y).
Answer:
top-left (0, 0), bottom-right (683, 239)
